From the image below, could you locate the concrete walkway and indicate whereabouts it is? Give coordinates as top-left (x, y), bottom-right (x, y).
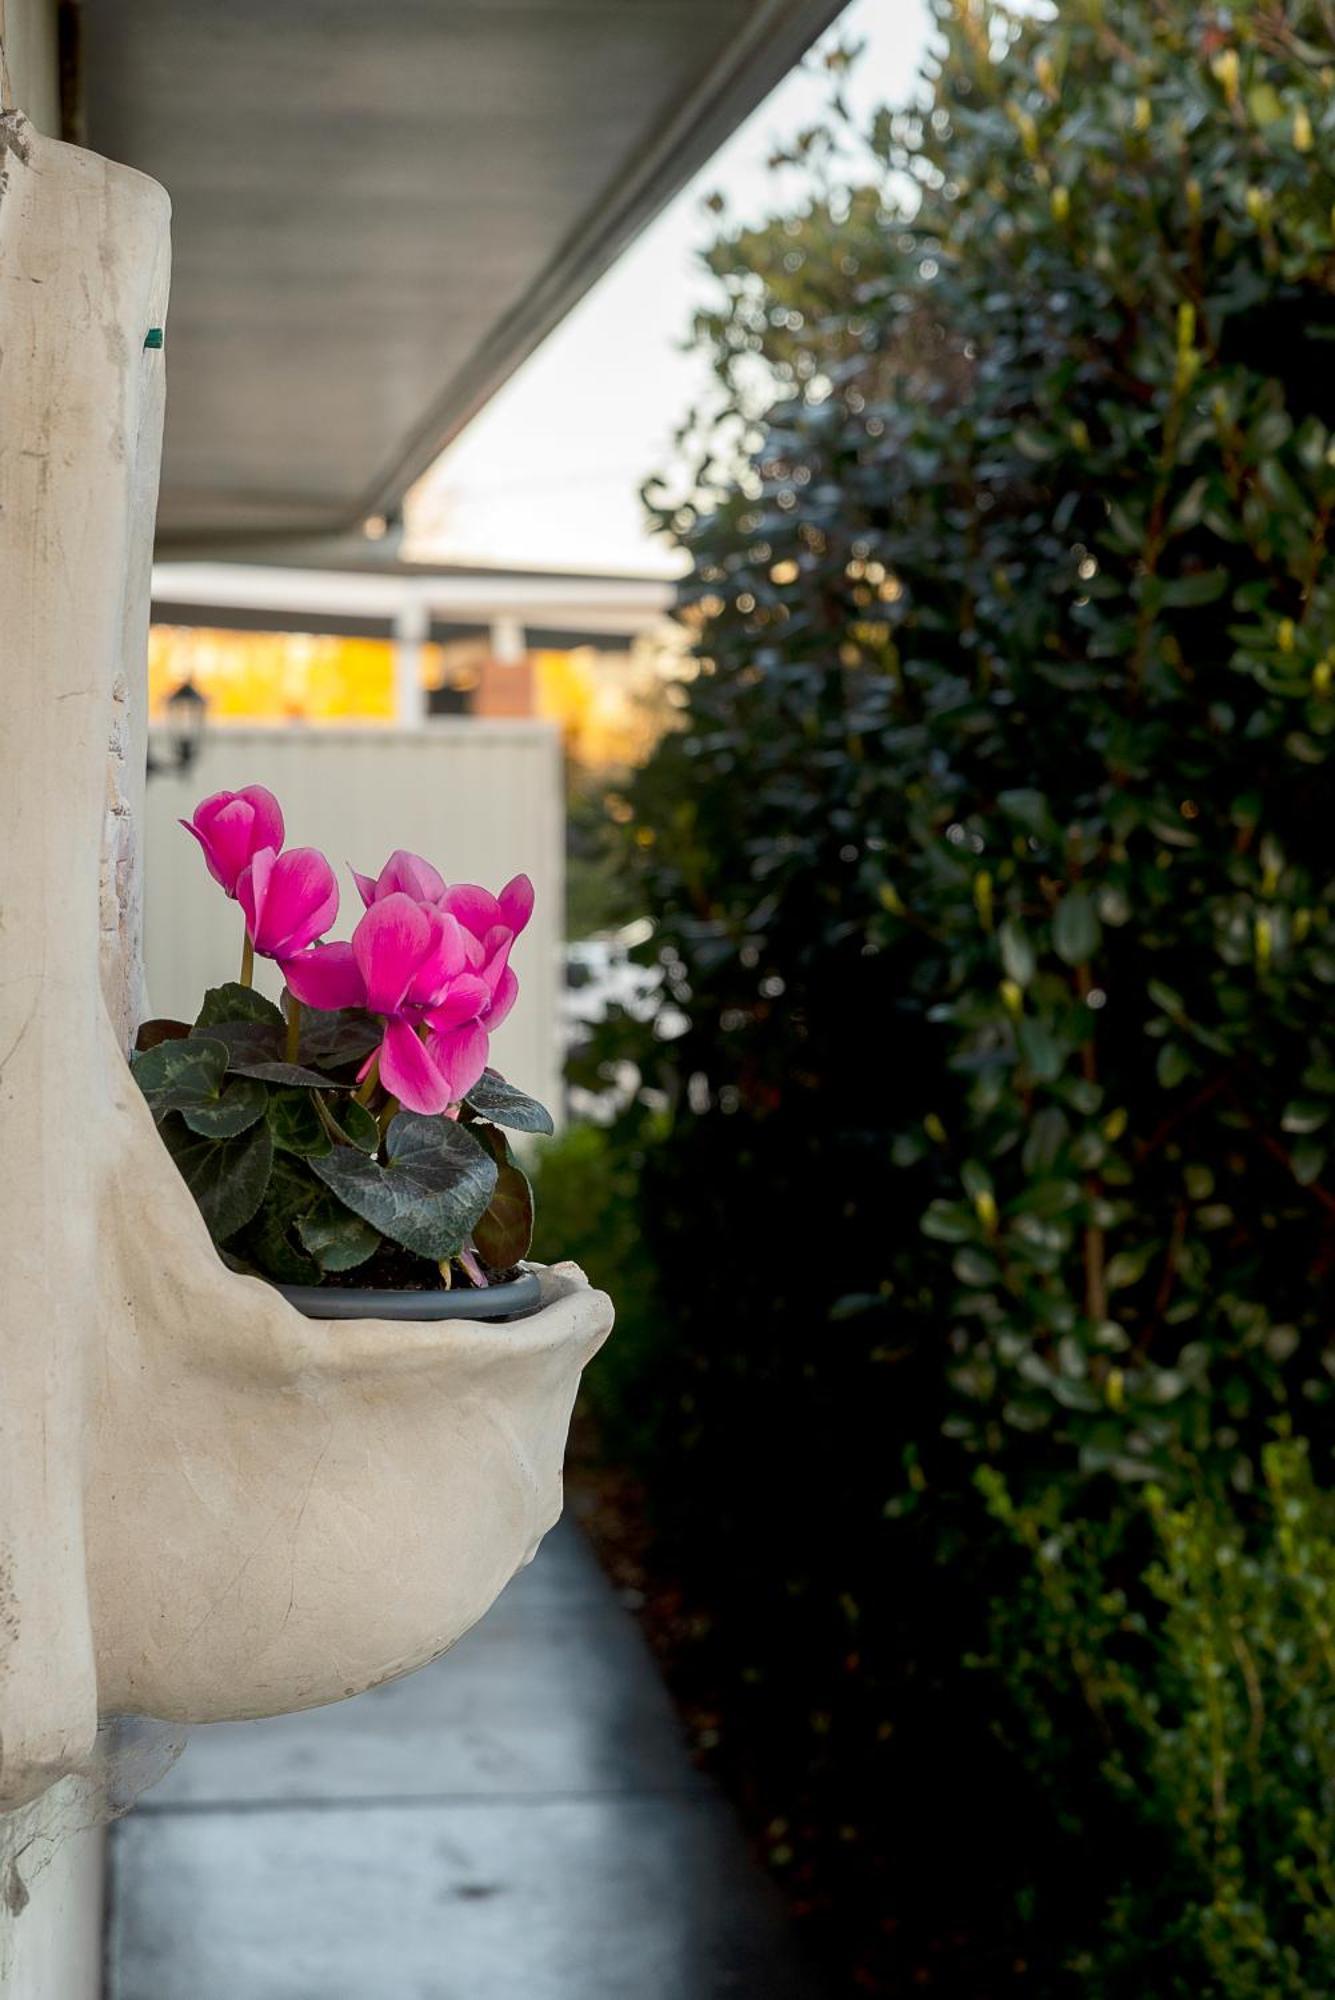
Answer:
top-left (107, 1524), bottom-right (821, 2000)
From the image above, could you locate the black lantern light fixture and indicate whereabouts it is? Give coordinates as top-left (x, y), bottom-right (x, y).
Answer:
top-left (147, 675), bottom-right (209, 779)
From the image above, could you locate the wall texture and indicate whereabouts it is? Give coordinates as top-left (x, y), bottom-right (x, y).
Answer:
top-left (1, 12), bottom-right (145, 1987)
top-left (1, 0), bottom-right (58, 132)
top-left (144, 722), bottom-right (565, 1115)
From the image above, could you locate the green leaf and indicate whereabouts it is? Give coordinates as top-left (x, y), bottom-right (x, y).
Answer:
top-left (1157, 1043), bottom-right (1191, 1090)
top-left (472, 1149), bottom-right (535, 1269)
top-left (922, 1200), bottom-right (974, 1243)
top-left (1106, 1244), bottom-right (1155, 1291)
top-left (463, 1070), bottom-right (556, 1136)
top-left (1290, 1141), bottom-right (1327, 1187)
top-left (159, 1112), bottom-right (273, 1241)
top-left (230, 1153), bottom-right (324, 1283)
top-left (133, 1034), bottom-right (229, 1109)
top-left (1159, 568), bottom-right (1228, 608)
top-left (296, 1200), bottom-right (382, 1273)
top-left (195, 983), bottom-right (284, 1031)
top-left (1052, 892), bottom-right (1100, 967)
top-left (297, 1009), bottom-right (382, 1071)
top-left (999, 919), bottom-right (1036, 987)
top-left (208, 1024), bottom-right (339, 1089)
top-left (266, 1087), bottom-right (333, 1156)
top-left (1017, 1019), bottom-right (1065, 1082)
top-left (1281, 1100), bottom-right (1328, 1135)
top-left (182, 1077), bottom-right (269, 1139)
top-left (329, 1097), bottom-right (380, 1153)
top-left (310, 1112), bottom-right (498, 1260)
top-left (997, 789), bottom-right (1053, 837)
top-left (135, 1018), bottom-right (191, 1052)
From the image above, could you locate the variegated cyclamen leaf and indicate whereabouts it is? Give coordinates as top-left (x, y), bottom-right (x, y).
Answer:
top-left (463, 1070), bottom-right (556, 1136)
top-left (309, 1112), bottom-right (497, 1261)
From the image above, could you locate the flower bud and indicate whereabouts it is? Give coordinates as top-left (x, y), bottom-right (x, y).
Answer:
top-left (1050, 184), bottom-right (1070, 223)
top-left (1211, 48), bottom-right (1240, 103)
top-left (1294, 106), bottom-right (1313, 153)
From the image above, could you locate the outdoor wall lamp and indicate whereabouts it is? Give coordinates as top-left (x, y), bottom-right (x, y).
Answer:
top-left (146, 674), bottom-right (209, 779)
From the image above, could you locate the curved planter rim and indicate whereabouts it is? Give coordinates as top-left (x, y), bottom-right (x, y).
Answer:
top-left (275, 1269), bottom-right (544, 1323)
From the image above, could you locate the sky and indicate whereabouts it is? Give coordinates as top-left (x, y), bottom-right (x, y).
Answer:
top-left (407, 0), bottom-right (934, 580)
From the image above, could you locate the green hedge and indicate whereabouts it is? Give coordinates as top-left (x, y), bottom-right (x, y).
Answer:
top-left (574, 1), bottom-right (1335, 1989)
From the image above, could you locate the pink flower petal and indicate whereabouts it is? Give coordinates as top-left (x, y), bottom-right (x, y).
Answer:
top-left (440, 882), bottom-right (501, 939)
top-left (406, 910), bottom-right (468, 1006)
top-left (249, 847), bottom-right (339, 958)
top-left (353, 893), bottom-right (431, 1016)
top-left (379, 1018), bottom-right (454, 1115)
top-left (281, 942), bottom-right (365, 1011)
top-left (379, 849), bottom-right (447, 905)
top-left (185, 787), bottom-right (286, 897)
top-left (237, 844), bottom-right (276, 944)
top-left (480, 964), bottom-right (518, 1033)
top-left (235, 785), bottom-right (285, 856)
top-left (499, 873), bottom-right (534, 936)
top-left (351, 866), bottom-right (380, 910)
top-left (425, 1020), bottom-right (490, 1104)
top-left (425, 973), bottom-right (491, 1033)
top-left (479, 927), bottom-right (514, 994)
top-left (188, 799), bottom-right (256, 896)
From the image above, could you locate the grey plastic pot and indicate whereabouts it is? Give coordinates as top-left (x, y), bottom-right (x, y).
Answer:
top-left (276, 1270), bottom-right (543, 1323)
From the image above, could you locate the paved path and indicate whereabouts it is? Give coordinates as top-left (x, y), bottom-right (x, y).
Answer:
top-left (107, 1523), bottom-right (821, 2000)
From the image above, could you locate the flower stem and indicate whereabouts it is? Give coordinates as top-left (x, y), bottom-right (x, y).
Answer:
top-left (285, 998), bottom-right (302, 1065)
top-left (459, 1245), bottom-right (490, 1289)
top-left (376, 1094), bottom-right (399, 1141)
top-left (355, 1053), bottom-right (381, 1107)
top-left (240, 930), bottom-right (255, 989)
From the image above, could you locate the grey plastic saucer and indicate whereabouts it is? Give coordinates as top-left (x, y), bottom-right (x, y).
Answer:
top-left (276, 1270), bottom-right (543, 1323)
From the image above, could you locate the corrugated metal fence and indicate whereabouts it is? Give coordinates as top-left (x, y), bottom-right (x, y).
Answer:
top-left (144, 723), bottom-right (564, 1114)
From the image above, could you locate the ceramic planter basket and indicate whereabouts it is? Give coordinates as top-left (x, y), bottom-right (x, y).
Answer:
top-left (0, 119), bottom-right (614, 1814)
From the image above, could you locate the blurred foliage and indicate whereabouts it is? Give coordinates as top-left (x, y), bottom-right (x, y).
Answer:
top-left (982, 1437), bottom-right (1335, 1994)
top-left (565, 771), bottom-right (646, 941)
top-left (573, 0), bottom-right (1335, 1989)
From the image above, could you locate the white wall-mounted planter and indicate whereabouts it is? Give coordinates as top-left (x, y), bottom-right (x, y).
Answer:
top-left (0, 116), bottom-right (612, 1815)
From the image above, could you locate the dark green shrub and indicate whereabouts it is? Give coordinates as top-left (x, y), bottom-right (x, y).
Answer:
top-left (981, 1439), bottom-right (1335, 1996)
top-left (581, 0), bottom-right (1335, 1989)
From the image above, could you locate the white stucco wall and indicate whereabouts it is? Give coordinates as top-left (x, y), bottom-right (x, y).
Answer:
top-left (1, 0), bottom-right (58, 134)
top-left (0, 1792), bottom-right (104, 2000)
top-left (2, 10), bottom-right (113, 1993)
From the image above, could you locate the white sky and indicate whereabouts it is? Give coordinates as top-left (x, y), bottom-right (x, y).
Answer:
top-left (407, 0), bottom-right (934, 579)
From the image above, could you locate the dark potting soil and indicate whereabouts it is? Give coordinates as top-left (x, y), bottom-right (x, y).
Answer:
top-left (318, 1242), bottom-right (521, 1293)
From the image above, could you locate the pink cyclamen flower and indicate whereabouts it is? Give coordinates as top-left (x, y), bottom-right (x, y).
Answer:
top-left (237, 846), bottom-right (340, 962)
top-left (439, 874), bottom-right (534, 1035)
top-left (351, 858), bottom-right (534, 1038)
top-left (351, 848), bottom-right (448, 910)
top-left (181, 786), bottom-right (285, 897)
top-left (283, 893), bottom-right (491, 1114)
